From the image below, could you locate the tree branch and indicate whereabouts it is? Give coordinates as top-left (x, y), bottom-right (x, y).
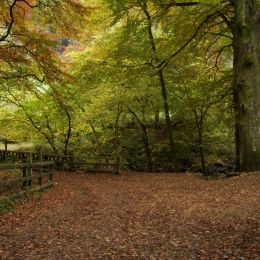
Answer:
top-left (155, 4), bottom-right (232, 71)
top-left (0, 0), bottom-right (18, 42)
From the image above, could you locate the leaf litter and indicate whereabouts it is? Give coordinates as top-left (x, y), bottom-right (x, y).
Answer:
top-left (0, 171), bottom-right (259, 259)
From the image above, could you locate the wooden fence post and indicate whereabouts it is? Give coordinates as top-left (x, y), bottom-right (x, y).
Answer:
top-left (27, 153), bottom-right (32, 187)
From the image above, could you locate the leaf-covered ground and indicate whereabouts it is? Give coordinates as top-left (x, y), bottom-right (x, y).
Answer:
top-left (0, 171), bottom-right (259, 259)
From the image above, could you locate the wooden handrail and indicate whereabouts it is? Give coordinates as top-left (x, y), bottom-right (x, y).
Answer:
top-left (0, 149), bottom-right (115, 160)
top-left (0, 149), bottom-right (119, 174)
top-left (0, 162), bottom-right (55, 170)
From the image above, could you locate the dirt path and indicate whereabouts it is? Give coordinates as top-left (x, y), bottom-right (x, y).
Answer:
top-left (0, 171), bottom-right (259, 259)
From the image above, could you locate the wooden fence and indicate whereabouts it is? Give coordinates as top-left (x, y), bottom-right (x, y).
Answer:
top-left (0, 149), bottom-right (119, 174)
top-left (0, 149), bottom-right (72, 164)
top-left (0, 153), bottom-right (55, 203)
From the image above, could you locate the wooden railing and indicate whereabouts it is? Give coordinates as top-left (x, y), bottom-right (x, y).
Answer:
top-left (0, 149), bottom-right (72, 163)
top-left (0, 159), bottom-right (55, 203)
top-left (0, 149), bottom-right (119, 174)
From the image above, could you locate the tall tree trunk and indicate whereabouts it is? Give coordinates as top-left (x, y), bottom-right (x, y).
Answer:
top-left (233, 0), bottom-right (260, 171)
top-left (142, 3), bottom-right (175, 168)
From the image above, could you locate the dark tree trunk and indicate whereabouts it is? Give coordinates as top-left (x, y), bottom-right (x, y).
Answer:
top-left (233, 0), bottom-right (260, 171)
top-left (142, 3), bottom-right (175, 168)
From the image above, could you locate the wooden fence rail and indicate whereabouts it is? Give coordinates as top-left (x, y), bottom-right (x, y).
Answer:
top-left (0, 149), bottom-right (119, 174)
top-left (0, 156), bottom-right (55, 203)
top-left (0, 149), bottom-right (72, 163)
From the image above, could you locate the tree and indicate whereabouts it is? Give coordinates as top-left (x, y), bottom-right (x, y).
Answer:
top-left (69, 0), bottom-right (236, 171)
top-left (0, 0), bottom-right (88, 84)
top-left (233, 0), bottom-right (260, 171)
top-left (1, 82), bottom-right (78, 155)
top-left (2, 0), bottom-right (259, 174)
top-left (138, 0), bottom-right (260, 171)
top-left (0, 0), bottom-right (89, 155)
top-left (140, 2), bottom-right (175, 166)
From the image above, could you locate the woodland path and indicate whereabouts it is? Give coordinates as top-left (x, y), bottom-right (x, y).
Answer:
top-left (0, 171), bottom-right (259, 259)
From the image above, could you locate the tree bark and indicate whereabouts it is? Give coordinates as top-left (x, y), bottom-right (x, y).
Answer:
top-left (233, 0), bottom-right (260, 171)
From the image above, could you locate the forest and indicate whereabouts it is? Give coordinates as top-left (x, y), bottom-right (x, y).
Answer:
top-left (0, 0), bottom-right (259, 174)
top-left (0, 0), bottom-right (260, 259)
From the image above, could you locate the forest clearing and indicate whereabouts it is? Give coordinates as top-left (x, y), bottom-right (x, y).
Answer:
top-left (0, 171), bottom-right (259, 259)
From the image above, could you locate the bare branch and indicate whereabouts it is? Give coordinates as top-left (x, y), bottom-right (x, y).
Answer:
top-left (0, 0), bottom-right (18, 42)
